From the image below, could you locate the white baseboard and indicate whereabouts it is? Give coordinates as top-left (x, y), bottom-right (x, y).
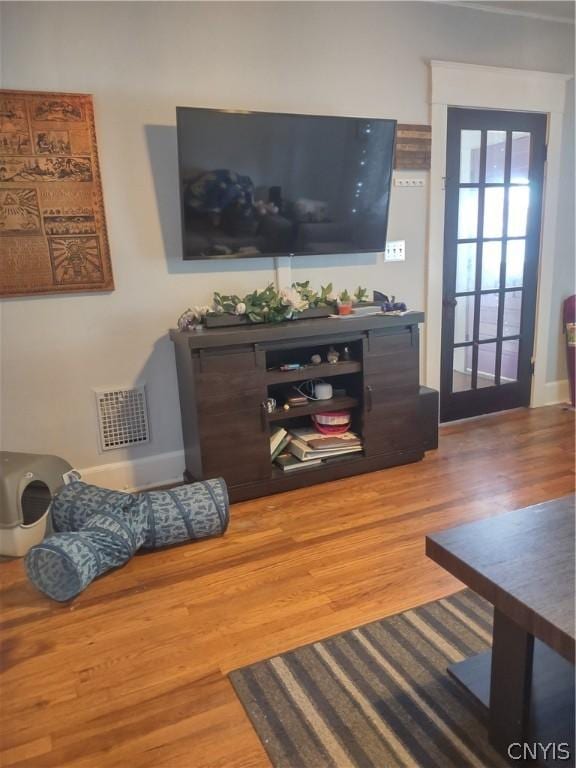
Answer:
top-left (540, 379), bottom-right (570, 406)
top-left (79, 450), bottom-right (185, 492)
top-left (75, 379), bottom-right (571, 490)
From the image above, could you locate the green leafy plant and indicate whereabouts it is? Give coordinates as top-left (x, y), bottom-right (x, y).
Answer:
top-left (292, 280), bottom-right (317, 307)
top-left (339, 288), bottom-right (352, 304)
top-left (292, 281), bottom-right (337, 308)
top-left (213, 292), bottom-right (242, 315)
top-left (354, 286), bottom-right (369, 303)
top-left (207, 282), bottom-right (370, 325)
top-left (212, 284), bottom-right (309, 324)
top-left (318, 283), bottom-right (334, 305)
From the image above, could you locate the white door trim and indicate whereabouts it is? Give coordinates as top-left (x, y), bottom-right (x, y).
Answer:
top-left (425, 59), bottom-right (570, 407)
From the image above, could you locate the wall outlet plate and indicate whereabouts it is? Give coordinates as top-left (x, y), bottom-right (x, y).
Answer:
top-left (384, 240), bottom-right (406, 261)
top-left (394, 178), bottom-right (425, 188)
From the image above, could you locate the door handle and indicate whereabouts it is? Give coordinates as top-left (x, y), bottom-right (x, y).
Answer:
top-left (366, 384), bottom-right (373, 412)
top-left (443, 298), bottom-right (458, 308)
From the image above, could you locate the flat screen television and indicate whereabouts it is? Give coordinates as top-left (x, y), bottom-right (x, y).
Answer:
top-left (176, 107), bottom-right (396, 260)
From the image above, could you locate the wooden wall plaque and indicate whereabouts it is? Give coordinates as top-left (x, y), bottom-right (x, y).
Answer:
top-left (394, 124), bottom-right (432, 170)
top-left (0, 90), bottom-right (114, 297)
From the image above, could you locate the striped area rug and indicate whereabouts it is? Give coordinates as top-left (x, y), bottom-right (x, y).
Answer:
top-left (230, 590), bottom-right (508, 768)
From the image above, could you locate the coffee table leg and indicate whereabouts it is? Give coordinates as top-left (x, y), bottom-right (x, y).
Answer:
top-left (489, 608), bottom-right (535, 753)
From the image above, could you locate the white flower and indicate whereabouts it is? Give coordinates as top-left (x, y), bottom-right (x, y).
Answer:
top-left (235, 302), bottom-right (247, 315)
top-left (177, 308), bottom-right (196, 331)
top-left (178, 305), bottom-right (211, 330)
top-left (280, 287), bottom-right (309, 312)
top-left (192, 305), bottom-right (211, 320)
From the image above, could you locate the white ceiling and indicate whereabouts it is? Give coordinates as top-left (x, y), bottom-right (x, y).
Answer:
top-left (440, 1), bottom-right (575, 23)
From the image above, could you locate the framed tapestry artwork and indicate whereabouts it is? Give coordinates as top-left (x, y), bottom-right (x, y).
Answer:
top-left (0, 90), bottom-right (114, 297)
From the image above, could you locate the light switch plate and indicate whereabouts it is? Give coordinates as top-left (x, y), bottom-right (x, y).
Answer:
top-left (384, 240), bottom-right (405, 261)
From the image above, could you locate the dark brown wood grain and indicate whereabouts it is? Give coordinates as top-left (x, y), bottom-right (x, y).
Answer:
top-left (172, 314), bottom-right (428, 501)
top-left (426, 496), bottom-right (576, 662)
top-left (449, 640), bottom-right (574, 765)
top-left (419, 386), bottom-right (439, 450)
top-left (169, 312), bottom-right (426, 350)
top-left (432, 497), bottom-right (576, 764)
top-left (362, 327), bottom-right (421, 456)
top-left (194, 345), bottom-right (270, 486)
top-left (489, 608), bottom-right (535, 751)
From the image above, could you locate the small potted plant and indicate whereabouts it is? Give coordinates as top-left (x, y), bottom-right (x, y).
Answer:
top-left (354, 286), bottom-right (369, 304)
top-left (338, 289), bottom-right (353, 315)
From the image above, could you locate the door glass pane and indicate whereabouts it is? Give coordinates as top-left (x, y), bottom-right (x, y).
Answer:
top-left (458, 188), bottom-right (479, 239)
top-left (460, 130), bottom-right (481, 183)
top-left (501, 339), bottom-right (520, 382)
top-left (479, 293), bottom-right (499, 340)
top-left (477, 342), bottom-right (497, 388)
top-left (506, 239), bottom-right (525, 287)
top-left (481, 241), bottom-right (502, 290)
top-left (485, 131), bottom-right (506, 183)
top-left (503, 290), bottom-right (522, 336)
top-left (511, 132), bottom-right (530, 184)
top-left (453, 346), bottom-right (473, 392)
top-left (483, 187), bottom-right (504, 238)
top-left (508, 187), bottom-right (530, 237)
top-left (456, 243), bottom-right (477, 293)
top-left (454, 295), bottom-right (475, 344)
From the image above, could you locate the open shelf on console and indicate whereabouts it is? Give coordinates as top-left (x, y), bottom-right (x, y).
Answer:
top-left (271, 450), bottom-right (366, 479)
top-left (267, 395), bottom-right (359, 422)
top-left (266, 360), bottom-right (361, 385)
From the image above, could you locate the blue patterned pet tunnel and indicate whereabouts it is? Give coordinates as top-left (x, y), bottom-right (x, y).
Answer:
top-left (25, 506), bottom-right (148, 602)
top-left (25, 479), bottom-right (229, 602)
top-left (138, 482), bottom-right (229, 550)
top-left (50, 482), bottom-right (139, 532)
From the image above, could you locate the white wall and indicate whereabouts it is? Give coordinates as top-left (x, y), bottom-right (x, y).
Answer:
top-left (1, 2), bottom-right (573, 480)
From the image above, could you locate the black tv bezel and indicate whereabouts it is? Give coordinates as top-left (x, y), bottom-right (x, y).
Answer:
top-left (176, 106), bottom-right (397, 261)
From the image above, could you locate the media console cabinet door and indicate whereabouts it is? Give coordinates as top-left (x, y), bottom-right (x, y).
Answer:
top-left (193, 346), bottom-right (270, 486)
top-left (363, 328), bottom-right (422, 456)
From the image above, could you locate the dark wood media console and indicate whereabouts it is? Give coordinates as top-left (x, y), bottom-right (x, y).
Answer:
top-left (170, 312), bottom-right (435, 502)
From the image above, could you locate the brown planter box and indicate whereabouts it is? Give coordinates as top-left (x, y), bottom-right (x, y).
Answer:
top-left (203, 302), bottom-right (382, 329)
top-left (204, 305), bottom-right (335, 328)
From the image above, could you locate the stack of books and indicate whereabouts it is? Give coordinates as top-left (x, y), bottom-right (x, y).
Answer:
top-left (275, 427), bottom-right (362, 472)
top-left (270, 427), bottom-right (291, 463)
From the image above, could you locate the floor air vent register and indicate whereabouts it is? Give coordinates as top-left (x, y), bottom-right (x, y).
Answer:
top-left (94, 386), bottom-right (150, 451)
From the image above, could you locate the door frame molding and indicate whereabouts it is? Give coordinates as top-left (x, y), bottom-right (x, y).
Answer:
top-left (425, 60), bottom-right (570, 407)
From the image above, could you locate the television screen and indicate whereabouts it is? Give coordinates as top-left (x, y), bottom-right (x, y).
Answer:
top-left (176, 107), bottom-right (396, 260)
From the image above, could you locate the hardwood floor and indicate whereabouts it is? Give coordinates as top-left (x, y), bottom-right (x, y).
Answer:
top-left (0, 406), bottom-right (574, 768)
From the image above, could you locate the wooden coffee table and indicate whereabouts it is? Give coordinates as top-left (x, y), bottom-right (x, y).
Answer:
top-left (426, 496), bottom-right (575, 765)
